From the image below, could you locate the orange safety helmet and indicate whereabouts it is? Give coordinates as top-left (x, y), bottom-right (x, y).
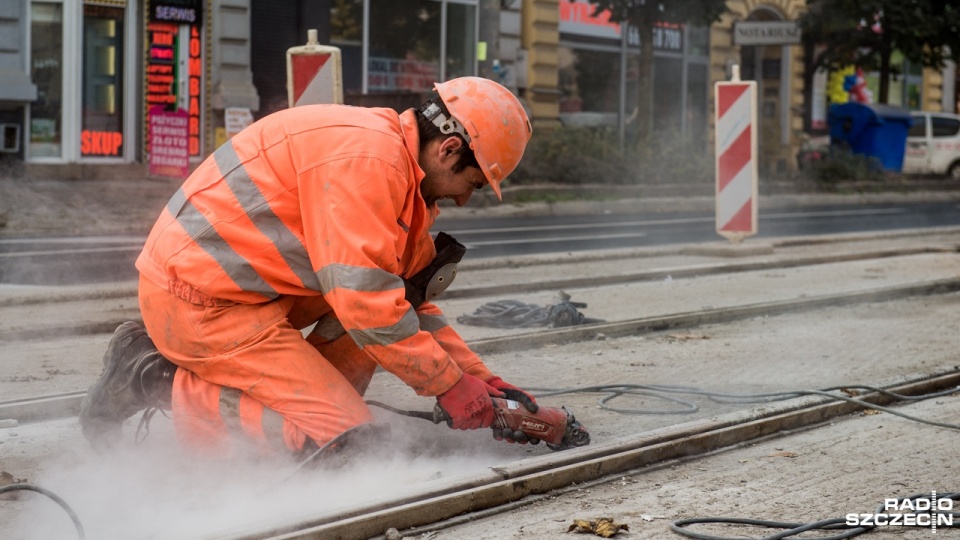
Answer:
top-left (430, 77), bottom-right (533, 200)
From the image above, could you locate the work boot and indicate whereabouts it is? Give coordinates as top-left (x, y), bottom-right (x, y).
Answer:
top-left (79, 321), bottom-right (176, 449)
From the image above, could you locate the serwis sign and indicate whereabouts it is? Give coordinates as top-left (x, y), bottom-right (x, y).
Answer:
top-left (733, 21), bottom-right (801, 45)
top-left (150, 0), bottom-right (203, 23)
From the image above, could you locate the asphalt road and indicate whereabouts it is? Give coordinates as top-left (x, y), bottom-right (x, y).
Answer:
top-left (0, 201), bottom-right (958, 286)
top-left (439, 201), bottom-right (960, 258)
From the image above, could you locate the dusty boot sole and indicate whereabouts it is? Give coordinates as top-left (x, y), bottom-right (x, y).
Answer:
top-left (296, 423), bottom-right (393, 471)
top-left (79, 321), bottom-right (152, 449)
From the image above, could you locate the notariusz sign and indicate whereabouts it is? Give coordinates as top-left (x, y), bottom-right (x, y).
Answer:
top-left (733, 21), bottom-right (801, 45)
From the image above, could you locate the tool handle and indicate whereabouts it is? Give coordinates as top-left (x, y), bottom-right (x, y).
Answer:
top-left (432, 402), bottom-right (452, 426)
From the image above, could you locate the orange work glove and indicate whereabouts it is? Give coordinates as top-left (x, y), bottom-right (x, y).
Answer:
top-left (437, 373), bottom-right (501, 430)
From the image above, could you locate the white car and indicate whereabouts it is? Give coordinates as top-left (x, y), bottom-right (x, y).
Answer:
top-left (903, 112), bottom-right (960, 179)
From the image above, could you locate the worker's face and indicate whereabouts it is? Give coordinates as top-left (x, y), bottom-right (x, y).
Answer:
top-left (419, 136), bottom-right (488, 207)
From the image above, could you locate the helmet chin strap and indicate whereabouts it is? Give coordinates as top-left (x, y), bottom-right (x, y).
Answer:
top-left (419, 100), bottom-right (472, 144)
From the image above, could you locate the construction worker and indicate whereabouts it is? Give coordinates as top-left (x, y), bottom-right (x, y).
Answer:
top-left (79, 77), bottom-right (538, 458)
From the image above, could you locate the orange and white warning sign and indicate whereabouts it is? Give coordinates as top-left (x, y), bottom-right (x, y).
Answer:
top-left (714, 66), bottom-right (758, 243)
top-left (286, 29), bottom-right (343, 107)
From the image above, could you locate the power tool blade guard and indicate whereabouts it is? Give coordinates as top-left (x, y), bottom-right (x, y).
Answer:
top-left (491, 398), bottom-right (590, 451)
top-left (431, 398), bottom-right (590, 451)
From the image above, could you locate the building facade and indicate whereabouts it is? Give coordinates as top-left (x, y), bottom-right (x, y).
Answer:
top-left (1, 0), bottom-right (956, 176)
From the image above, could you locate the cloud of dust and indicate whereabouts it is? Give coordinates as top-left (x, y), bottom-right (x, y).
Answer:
top-left (8, 414), bottom-right (512, 540)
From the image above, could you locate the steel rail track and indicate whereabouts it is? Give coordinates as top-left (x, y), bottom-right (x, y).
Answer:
top-left (223, 369), bottom-right (960, 540)
top-left (1, 244), bottom-right (955, 346)
top-left (4, 277), bottom-right (958, 427)
top-left (444, 245), bottom-right (954, 300)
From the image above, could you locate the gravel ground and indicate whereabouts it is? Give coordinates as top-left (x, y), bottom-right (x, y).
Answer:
top-left (2, 266), bottom-right (958, 539)
top-left (2, 176), bottom-right (959, 539)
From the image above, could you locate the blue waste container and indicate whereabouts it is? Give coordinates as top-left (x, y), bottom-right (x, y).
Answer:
top-left (828, 103), bottom-right (913, 172)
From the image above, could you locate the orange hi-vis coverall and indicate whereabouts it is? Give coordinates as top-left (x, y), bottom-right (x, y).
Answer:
top-left (135, 105), bottom-right (494, 455)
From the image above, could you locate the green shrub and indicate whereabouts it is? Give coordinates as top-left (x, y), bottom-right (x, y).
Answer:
top-left (511, 126), bottom-right (630, 185)
top-left (510, 126), bottom-right (712, 187)
top-left (799, 146), bottom-right (884, 184)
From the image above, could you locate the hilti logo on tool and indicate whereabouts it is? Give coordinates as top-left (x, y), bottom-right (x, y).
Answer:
top-left (519, 418), bottom-right (548, 433)
top-left (845, 491), bottom-right (954, 531)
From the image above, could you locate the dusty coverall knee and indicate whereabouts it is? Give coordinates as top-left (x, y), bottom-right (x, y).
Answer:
top-left (138, 276), bottom-right (375, 456)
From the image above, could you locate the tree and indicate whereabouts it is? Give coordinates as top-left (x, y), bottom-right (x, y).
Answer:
top-left (576, 0), bottom-right (728, 144)
top-left (799, 0), bottom-right (960, 104)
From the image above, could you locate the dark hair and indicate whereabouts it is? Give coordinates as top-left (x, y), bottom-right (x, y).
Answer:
top-left (414, 98), bottom-right (480, 174)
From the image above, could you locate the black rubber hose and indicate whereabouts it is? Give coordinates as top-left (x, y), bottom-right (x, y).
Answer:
top-left (671, 493), bottom-right (960, 540)
top-left (0, 483), bottom-right (85, 540)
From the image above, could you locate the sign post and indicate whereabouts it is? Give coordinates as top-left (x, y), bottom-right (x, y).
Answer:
top-left (714, 65), bottom-right (758, 244)
top-left (286, 29), bottom-right (343, 107)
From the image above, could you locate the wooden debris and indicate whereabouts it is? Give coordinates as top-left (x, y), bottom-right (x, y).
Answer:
top-left (567, 517), bottom-right (630, 537)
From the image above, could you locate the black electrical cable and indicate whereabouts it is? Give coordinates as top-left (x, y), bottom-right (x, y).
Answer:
top-left (0, 483), bottom-right (85, 540)
top-left (525, 384), bottom-right (959, 539)
top-left (670, 492), bottom-right (960, 540)
top-left (672, 516), bottom-right (867, 540)
top-left (345, 380), bottom-right (958, 539)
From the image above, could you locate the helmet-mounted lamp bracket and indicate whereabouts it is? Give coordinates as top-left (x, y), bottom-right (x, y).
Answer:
top-left (420, 100), bottom-right (472, 145)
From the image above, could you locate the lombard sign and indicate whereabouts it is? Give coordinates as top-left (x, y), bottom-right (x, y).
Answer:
top-left (733, 21), bottom-right (802, 45)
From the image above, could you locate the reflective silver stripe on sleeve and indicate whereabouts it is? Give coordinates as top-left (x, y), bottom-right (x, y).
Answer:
top-left (261, 407), bottom-right (289, 452)
top-left (417, 312), bottom-right (449, 333)
top-left (317, 264), bottom-right (404, 295)
top-left (310, 314), bottom-right (347, 342)
top-left (213, 144), bottom-right (320, 290)
top-left (347, 307), bottom-right (420, 348)
top-left (219, 387), bottom-right (244, 436)
top-left (171, 193), bottom-right (278, 299)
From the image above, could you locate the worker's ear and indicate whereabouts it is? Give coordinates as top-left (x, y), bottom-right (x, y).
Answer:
top-left (438, 136), bottom-right (463, 160)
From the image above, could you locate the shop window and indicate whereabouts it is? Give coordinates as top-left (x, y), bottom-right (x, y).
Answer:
top-left (445, 2), bottom-right (476, 80)
top-left (330, 0), bottom-right (363, 95)
top-left (29, 3), bottom-right (63, 159)
top-left (368, 0), bottom-right (441, 94)
top-left (902, 58), bottom-right (922, 109)
top-left (686, 63), bottom-right (708, 146)
top-left (863, 52), bottom-right (923, 110)
top-left (81, 4), bottom-right (125, 157)
top-left (653, 56), bottom-right (683, 131)
top-left (687, 26), bottom-right (709, 57)
top-left (558, 45), bottom-right (641, 129)
top-left (560, 47), bottom-right (621, 114)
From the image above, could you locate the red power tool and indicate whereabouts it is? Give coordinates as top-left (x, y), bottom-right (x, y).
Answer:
top-left (434, 397), bottom-right (590, 451)
top-left (366, 398), bottom-right (590, 451)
